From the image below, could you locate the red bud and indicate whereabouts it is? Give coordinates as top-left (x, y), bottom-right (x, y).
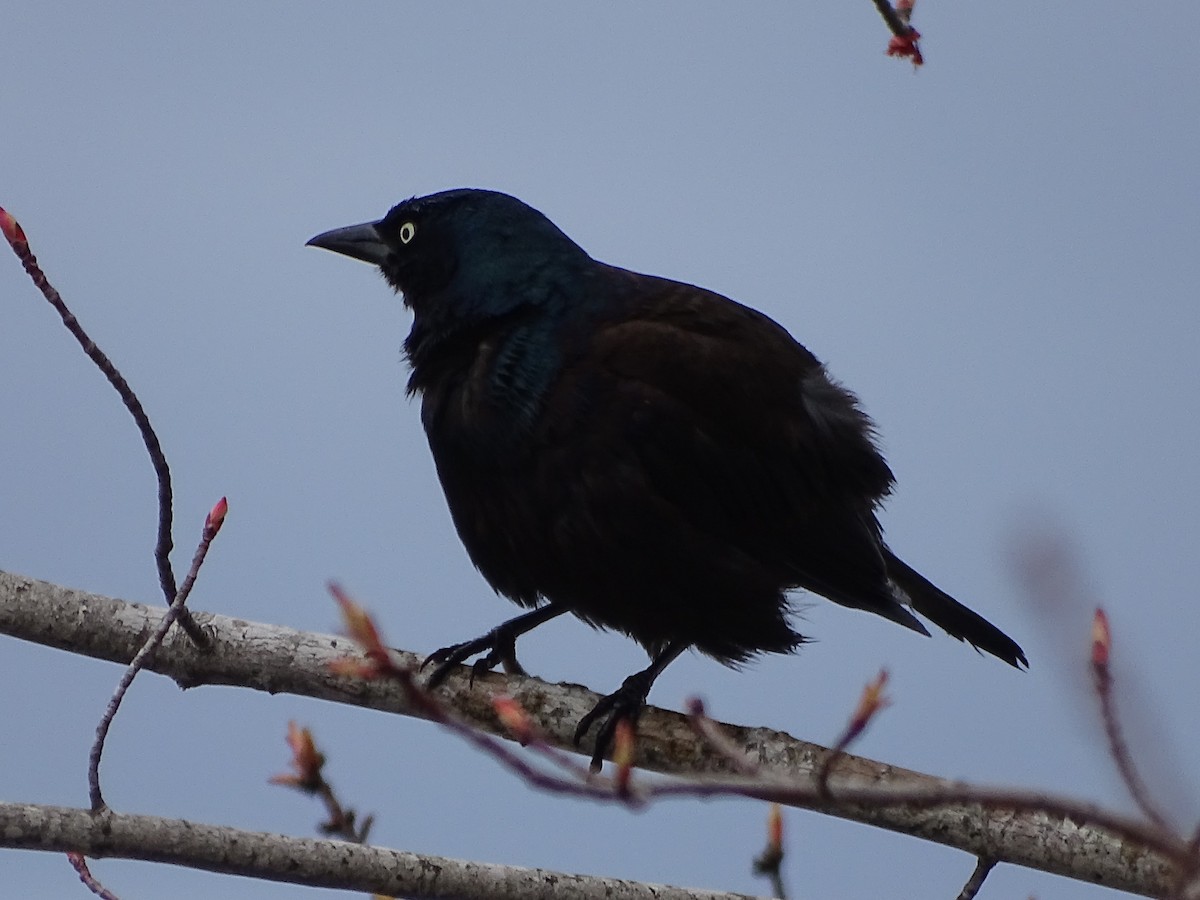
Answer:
top-left (767, 803), bottom-right (783, 852)
top-left (493, 695), bottom-right (536, 744)
top-left (1092, 607), bottom-right (1111, 666)
top-left (0, 207), bottom-right (27, 246)
top-left (269, 720), bottom-right (325, 790)
top-left (613, 718), bottom-right (636, 793)
top-left (205, 496), bottom-right (228, 532)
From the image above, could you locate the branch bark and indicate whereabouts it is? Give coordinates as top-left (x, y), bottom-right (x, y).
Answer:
top-left (0, 569), bottom-right (1178, 896)
top-left (0, 801), bottom-right (760, 900)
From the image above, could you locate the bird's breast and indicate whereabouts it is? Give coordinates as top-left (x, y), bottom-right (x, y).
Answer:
top-left (418, 321), bottom-right (564, 466)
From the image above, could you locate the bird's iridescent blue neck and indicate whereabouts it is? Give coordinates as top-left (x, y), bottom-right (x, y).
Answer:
top-left (403, 245), bottom-right (597, 460)
top-left (403, 237), bottom-right (591, 391)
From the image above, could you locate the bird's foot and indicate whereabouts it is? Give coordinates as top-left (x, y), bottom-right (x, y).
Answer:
top-left (421, 626), bottom-right (524, 690)
top-left (573, 669), bottom-right (654, 772)
top-left (421, 605), bottom-right (566, 689)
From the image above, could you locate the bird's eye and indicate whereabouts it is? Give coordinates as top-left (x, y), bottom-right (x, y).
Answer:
top-left (399, 222), bottom-right (416, 244)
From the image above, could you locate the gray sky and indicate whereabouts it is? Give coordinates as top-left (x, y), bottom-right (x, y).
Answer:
top-left (4, 3), bottom-right (1198, 897)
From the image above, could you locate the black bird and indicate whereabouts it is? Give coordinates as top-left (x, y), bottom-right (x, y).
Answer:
top-left (308, 189), bottom-right (1026, 766)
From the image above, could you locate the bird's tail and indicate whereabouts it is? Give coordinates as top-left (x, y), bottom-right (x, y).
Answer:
top-left (885, 550), bottom-right (1028, 669)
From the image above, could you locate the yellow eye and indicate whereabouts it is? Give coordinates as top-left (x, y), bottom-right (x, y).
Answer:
top-left (399, 221), bottom-right (416, 244)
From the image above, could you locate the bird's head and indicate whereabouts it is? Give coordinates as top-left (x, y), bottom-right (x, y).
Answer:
top-left (307, 189), bottom-right (591, 328)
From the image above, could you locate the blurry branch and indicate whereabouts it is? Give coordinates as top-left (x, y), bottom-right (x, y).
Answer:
top-left (869, 0), bottom-right (923, 66)
top-left (1013, 525), bottom-right (1196, 829)
top-left (751, 804), bottom-right (787, 899)
top-left (1, 802), bottom-right (753, 900)
top-left (270, 721), bottom-right (375, 844)
top-left (0, 571), bottom-right (1184, 896)
top-left (1090, 607), bottom-right (1174, 831)
top-left (816, 668), bottom-right (890, 795)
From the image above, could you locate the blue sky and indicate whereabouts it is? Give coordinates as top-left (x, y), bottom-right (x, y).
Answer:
top-left (3, 3), bottom-right (1198, 897)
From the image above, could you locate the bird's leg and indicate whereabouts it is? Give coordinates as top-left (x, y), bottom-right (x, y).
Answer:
top-left (574, 641), bottom-right (687, 771)
top-left (421, 604), bottom-right (566, 688)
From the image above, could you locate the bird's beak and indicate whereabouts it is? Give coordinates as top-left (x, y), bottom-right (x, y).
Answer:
top-left (306, 221), bottom-right (389, 266)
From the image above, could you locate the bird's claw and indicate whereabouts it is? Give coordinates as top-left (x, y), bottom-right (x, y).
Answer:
top-left (421, 627), bottom-right (523, 689)
top-left (573, 672), bottom-right (651, 771)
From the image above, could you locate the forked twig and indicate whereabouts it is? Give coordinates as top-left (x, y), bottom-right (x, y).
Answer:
top-left (0, 206), bottom-right (208, 646)
top-left (88, 499), bottom-right (227, 810)
top-left (270, 721), bottom-right (375, 843)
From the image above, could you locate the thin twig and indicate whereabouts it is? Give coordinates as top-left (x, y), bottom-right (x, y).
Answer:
top-left (1095, 665), bottom-right (1169, 828)
top-left (270, 722), bottom-right (375, 843)
top-left (490, 693), bottom-right (600, 785)
top-left (526, 728), bottom-right (602, 784)
top-left (87, 499), bottom-right (226, 810)
top-left (67, 852), bottom-right (122, 900)
top-left (751, 805), bottom-right (786, 899)
top-left (817, 670), bottom-right (889, 795)
top-left (399, 665), bottom-right (626, 803)
top-left (687, 697), bottom-right (760, 775)
top-left (317, 783), bottom-right (374, 843)
top-left (1092, 609), bottom-right (1172, 830)
top-left (869, 0), bottom-right (911, 37)
top-left (869, 0), bottom-right (924, 66)
top-left (956, 857), bottom-right (995, 900)
top-left (330, 584), bottom-right (626, 802)
top-left (0, 206), bottom-right (208, 646)
top-left (756, 866), bottom-right (785, 900)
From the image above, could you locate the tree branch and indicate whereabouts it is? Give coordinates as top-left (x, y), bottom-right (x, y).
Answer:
top-left (0, 801), bottom-right (759, 900)
top-left (0, 570), bottom-right (1180, 896)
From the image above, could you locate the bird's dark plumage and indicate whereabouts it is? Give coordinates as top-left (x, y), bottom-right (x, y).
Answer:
top-left (308, 189), bottom-right (1026, 764)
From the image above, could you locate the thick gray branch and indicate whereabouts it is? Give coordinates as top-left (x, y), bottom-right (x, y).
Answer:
top-left (0, 570), bottom-right (1178, 895)
top-left (0, 801), bottom-right (761, 899)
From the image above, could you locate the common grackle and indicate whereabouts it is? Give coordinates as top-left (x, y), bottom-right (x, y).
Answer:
top-left (308, 189), bottom-right (1026, 768)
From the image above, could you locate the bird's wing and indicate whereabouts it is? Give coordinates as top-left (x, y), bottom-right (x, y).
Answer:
top-left (537, 270), bottom-right (917, 627)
